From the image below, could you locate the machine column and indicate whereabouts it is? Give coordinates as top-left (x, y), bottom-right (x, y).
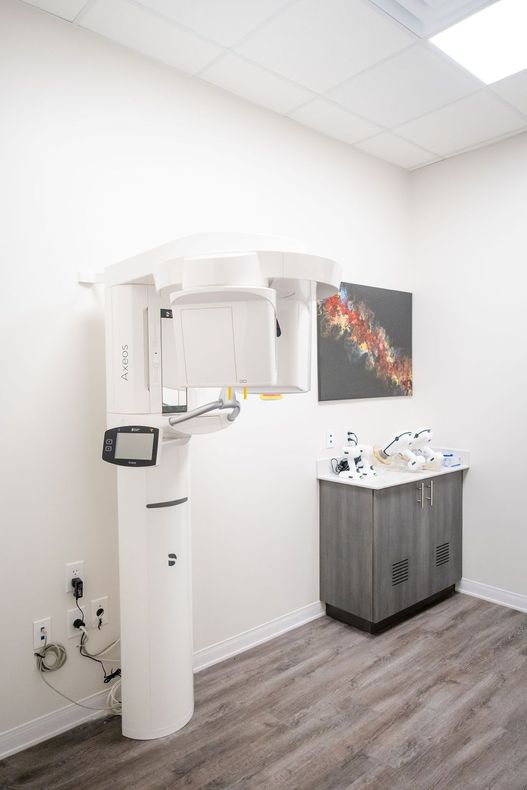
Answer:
top-left (116, 438), bottom-right (193, 740)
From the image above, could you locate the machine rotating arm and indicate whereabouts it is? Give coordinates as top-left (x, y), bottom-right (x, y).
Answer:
top-left (168, 393), bottom-right (241, 427)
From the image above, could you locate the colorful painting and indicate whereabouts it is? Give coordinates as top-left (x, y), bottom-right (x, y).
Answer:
top-left (317, 282), bottom-right (412, 401)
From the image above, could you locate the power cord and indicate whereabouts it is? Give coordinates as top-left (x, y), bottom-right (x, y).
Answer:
top-left (34, 640), bottom-right (67, 673)
top-left (108, 679), bottom-right (122, 715)
top-left (79, 629), bottom-right (121, 683)
top-left (81, 637), bottom-right (121, 661)
top-left (35, 577), bottom-right (122, 715)
top-left (331, 457), bottom-right (349, 475)
top-left (70, 577), bottom-right (121, 685)
top-left (34, 636), bottom-right (110, 712)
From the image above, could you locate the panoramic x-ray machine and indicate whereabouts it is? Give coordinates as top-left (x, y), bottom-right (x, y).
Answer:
top-left (91, 233), bottom-right (340, 740)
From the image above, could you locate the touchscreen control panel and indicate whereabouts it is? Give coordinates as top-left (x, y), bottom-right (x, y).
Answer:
top-left (102, 426), bottom-right (160, 467)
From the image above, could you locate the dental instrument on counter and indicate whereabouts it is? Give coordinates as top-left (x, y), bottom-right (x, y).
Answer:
top-left (408, 428), bottom-right (443, 465)
top-left (373, 430), bottom-right (419, 469)
top-left (373, 428), bottom-right (442, 471)
top-left (332, 431), bottom-right (377, 480)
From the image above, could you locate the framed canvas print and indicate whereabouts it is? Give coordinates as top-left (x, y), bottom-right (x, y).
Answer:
top-left (317, 282), bottom-right (412, 401)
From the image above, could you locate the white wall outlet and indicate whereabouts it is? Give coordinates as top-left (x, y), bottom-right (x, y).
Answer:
top-left (67, 606), bottom-right (86, 639)
top-left (33, 617), bottom-right (51, 650)
top-left (326, 430), bottom-right (335, 449)
top-left (91, 596), bottom-right (109, 629)
top-left (65, 560), bottom-right (84, 593)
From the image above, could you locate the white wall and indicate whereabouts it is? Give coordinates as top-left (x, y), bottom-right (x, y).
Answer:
top-left (411, 132), bottom-right (527, 597)
top-left (0, 0), bottom-right (413, 734)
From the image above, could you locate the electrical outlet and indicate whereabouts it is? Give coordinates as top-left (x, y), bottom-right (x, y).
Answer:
top-left (65, 561), bottom-right (84, 593)
top-left (91, 596), bottom-right (109, 629)
top-left (326, 430), bottom-right (335, 449)
top-left (33, 617), bottom-right (51, 650)
top-left (67, 606), bottom-right (86, 639)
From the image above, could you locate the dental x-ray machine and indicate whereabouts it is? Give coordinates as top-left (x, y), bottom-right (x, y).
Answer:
top-left (90, 233), bottom-right (341, 740)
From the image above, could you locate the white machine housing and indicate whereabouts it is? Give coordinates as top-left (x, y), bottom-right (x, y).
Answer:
top-left (170, 283), bottom-right (278, 388)
top-left (92, 233), bottom-right (341, 741)
top-left (103, 234), bottom-right (340, 405)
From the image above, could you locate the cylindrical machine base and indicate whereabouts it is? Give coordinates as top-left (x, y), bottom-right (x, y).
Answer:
top-left (117, 439), bottom-right (193, 740)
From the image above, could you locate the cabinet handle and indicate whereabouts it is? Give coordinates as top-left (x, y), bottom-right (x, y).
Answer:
top-left (416, 482), bottom-right (424, 509)
top-left (426, 480), bottom-right (434, 506)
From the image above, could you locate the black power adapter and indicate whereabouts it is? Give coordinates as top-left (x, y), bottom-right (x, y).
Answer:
top-left (71, 577), bottom-right (85, 630)
top-left (71, 577), bottom-right (83, 600)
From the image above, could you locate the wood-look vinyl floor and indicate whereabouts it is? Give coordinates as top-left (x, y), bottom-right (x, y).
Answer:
top-left (2, 593), bottom-right (527, 790)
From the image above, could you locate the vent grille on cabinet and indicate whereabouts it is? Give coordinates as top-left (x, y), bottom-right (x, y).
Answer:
top-left (436, 542), bottom-right (450, 567)
top-left (392, 558), bottom-right (409, 586)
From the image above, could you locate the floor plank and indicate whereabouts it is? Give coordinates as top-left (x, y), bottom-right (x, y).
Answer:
top-left (1, 594), bottom-right (527, 790)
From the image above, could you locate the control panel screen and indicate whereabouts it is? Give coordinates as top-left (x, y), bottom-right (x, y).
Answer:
top-left (114, 432), bottom-right (155, 461)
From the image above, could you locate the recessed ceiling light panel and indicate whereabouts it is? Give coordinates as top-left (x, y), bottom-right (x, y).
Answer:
top-left (368, 0), bottom-right (496, 38)
top-left (430, 0), bottom-right (527, 84)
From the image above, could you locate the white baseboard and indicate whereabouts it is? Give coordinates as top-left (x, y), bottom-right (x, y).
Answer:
top-left (0, 690), bottom-right (109, 761)
top-left (193, 601), bottom-right (325, 672)
top-left (457, 578), bottom-right (527, 614)
top-left (0, 601), bottom-right (325, 761)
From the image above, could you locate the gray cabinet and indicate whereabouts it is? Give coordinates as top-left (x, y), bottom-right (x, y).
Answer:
top-left (320, 471), bottom-right (463, 632)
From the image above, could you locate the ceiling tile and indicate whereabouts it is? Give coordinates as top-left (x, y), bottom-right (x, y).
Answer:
top-left (492, 70), bottom-right (527, 117)
top-left (289, 98), bottom-right (381, 144)
top-left (134, 0), bottom-right (292, 48)
top-left (329, 43), bottom-right (480, 128)
top-left (21, 0), bottom-right (89, 22)
top-left (79, 0), bottom-right (223, 74)
top-left (395, 90), bottom-right (527, 155)
top-left (355, 131), bottom-right (435, 168)
top-left (201, 54), bottom-right (314, 114)
top-left (236, 0), bottom-right (415, 93)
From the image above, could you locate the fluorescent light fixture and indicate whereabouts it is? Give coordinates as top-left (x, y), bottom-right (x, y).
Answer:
top-left (430, 0), bottom-right (527, 84)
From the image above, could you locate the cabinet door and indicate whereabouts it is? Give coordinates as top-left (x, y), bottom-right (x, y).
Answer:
top-left (372, 482), bottom-right (427, 622)
top-left (425, 472), bottom-right (462, 595)
top-left (320, 481), bottom-right (373, 622)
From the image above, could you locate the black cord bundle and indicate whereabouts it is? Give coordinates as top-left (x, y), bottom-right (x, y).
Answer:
top-left (331, 457), bottom-right (350, 475)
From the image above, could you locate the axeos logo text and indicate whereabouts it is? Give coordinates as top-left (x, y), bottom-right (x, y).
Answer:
top-left (121, 344), bottom-right (129, 380)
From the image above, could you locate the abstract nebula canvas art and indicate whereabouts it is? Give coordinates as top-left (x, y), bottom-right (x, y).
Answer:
top-left (317, 282), bottom-right (412, 401)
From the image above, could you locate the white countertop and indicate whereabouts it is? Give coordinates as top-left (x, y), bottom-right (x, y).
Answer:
top-left (317, 449), bottom-right (469, 490)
